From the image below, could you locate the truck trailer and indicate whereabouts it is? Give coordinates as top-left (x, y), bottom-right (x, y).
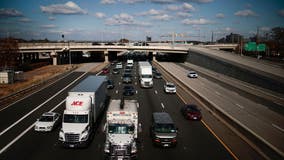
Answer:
top-left (104, 99), bottom-right (139, 160)
top-left (59, 76), bottom-right (107, 148)
top-left (138, 61), bottom-right (153, 88)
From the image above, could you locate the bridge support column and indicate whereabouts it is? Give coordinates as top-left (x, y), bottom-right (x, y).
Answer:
top-left (50, 51), bottom-right (57, 65)
top-left (152, 51), bottom-right (157, 62)
top-left (104, 50), bottom-right (109, 63)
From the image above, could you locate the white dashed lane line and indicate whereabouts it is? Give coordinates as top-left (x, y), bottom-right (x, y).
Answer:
top-left (235, 103), bottom-right (244, 109)
top-left (161, 103), bottom-right (165, 109)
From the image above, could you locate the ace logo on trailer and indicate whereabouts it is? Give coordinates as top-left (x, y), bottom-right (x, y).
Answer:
top-left (71, 101), bottom-right (83, 106)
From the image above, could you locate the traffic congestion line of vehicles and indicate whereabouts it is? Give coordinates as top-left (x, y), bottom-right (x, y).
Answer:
top-left (33, 60), bottom-right (201, 159)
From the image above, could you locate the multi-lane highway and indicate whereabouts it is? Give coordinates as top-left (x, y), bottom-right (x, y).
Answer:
top-left (0, 62), bottom-right (236, 160)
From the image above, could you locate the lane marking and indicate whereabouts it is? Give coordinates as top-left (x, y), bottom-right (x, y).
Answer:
top-left (235, 103), bottom-right (244, 109)
top-left (201, 120), bottom-right (239, 160)
top-left (155, 90), bottom-right (158, 94)
top-left (116, 90), bottom-right (118, 94)
top-left (161, 103), bottom-right (165, 109)
top-left (215, 91), bottom-right (221, 96)
top-left (0, 72), bottom-right (87, 137)
top-left (135, 82), bottom-right (137, 85)
top-left (272, 124), bottom-right (284, 133)
top-left (137, 103), bottom-right (139, 108)
top-left (119, 82), bottom-right (121, 85)
top-left (136, 90), bottom-right (138, 94)
top-left (0, 70), bottom-right (74, 112)
top-left (0, 99), bottom-right (66, 154)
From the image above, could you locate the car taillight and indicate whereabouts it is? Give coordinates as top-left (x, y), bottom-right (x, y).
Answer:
top-left (171, 138), bottom-right (177, 143)
top-left (154, 138), bottom-right (160, 143)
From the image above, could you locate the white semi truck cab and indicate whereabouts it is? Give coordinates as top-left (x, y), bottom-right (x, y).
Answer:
top-left (59, 76), bottom-right (107, 148)
top-left (104, 99), bottom-right (139, 159)
top-left (138, 61), bottom-right (153, 88)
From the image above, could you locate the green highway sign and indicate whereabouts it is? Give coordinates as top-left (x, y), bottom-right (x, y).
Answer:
top-left (244, 42), bottom-right (266, 52)
top-left (257, 44), bottom-right (266, 52)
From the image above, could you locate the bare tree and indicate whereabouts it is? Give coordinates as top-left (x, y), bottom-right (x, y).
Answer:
top-left (0, 38), bottom-right (20, 69)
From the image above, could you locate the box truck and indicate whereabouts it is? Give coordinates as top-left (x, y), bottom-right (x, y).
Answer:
top-left (59, 76), bottom-right (107, 148)
top-left (138, 61), bottom-right (153, 88)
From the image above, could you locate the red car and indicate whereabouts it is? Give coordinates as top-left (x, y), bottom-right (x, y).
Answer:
top-left (180, 104), bottom-right (202, 120)
top-left (102, 68), bottom-right (109, 74)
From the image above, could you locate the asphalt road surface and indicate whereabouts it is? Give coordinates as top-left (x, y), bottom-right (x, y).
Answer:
top-left (0, 62), bottom-right (234, 160)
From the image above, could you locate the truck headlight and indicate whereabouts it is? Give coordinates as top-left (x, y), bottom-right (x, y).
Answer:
top-left (81, 126), bottom-right (90, 141)
top-left (59, 129), bottom-right (64, 141)
top-left (104, 141), bottom-right (110, 153)
top-left (131, 141), bottom-right (137, 153)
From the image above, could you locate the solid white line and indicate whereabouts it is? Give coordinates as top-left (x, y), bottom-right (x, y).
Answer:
top-left (0, 72), bottom-right (87, 137)
top-left (272, 124), bottom-right (284, 133)
top-left (161, 103), bottom-right (165, 109)
top-left (0, 99), bottom-right (66, 154)
top-left (235, 103), bottom-right (244, 109)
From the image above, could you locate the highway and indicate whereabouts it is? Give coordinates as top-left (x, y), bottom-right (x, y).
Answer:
top-left (0, 62), bottom-right (235, 160)
top-left (157, 62), bottom-right (284, 159)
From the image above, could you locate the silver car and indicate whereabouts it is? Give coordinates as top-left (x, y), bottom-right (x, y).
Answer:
top-left (164, 82), bottom-right (176, 94)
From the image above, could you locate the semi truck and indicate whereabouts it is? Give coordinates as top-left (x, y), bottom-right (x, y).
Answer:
top-left (138, 61), bottom-right (153, 88)
top-left (104, 98), bottom-right (139, 160)
top-left (59, 76), bottom-right (107, 148)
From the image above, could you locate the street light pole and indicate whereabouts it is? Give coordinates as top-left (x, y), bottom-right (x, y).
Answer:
top-left (68, 41), bottom-right (71, 67)
top-left (62, 34), bottom-right (71, 67)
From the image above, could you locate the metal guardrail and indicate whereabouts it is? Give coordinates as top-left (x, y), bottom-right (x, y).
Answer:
top-left (153, 61), bottom-right (283, 160)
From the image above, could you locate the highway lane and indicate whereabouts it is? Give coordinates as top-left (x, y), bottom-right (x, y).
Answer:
top-left (159, 62), bottom-right (284, 158)
top-left (179, 62), bottom-right (284, 116)
top-left (0, 72), bottom-right (85, 132)
top-left (0, 62), bottom-right (234, 160)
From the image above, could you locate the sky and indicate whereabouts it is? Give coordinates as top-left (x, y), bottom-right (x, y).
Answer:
top-left (0, 0), bottom-right (284, 41)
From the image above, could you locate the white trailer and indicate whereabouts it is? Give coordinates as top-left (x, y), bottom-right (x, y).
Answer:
top-left (126, 59), bottom-right (134, 68)
top-left (59, 76), bottom-right (107, 148)
top-left (138, 61), bottom-right (153, 88)
top-left (104, 99), bottom-right (139, 159)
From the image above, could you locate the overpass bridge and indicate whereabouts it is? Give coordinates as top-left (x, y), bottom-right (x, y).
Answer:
top-left (18, 42), bottom-right (189, 65)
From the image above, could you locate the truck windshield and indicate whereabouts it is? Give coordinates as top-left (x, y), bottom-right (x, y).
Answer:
top-left (63, 114), bottom-right (88, 123)
top-left (142, 75), bottom-right (152, 78)
top-left (108, 124), bottom-right (134, 134)
top-left (154, 123), bottom-right (176, 133)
